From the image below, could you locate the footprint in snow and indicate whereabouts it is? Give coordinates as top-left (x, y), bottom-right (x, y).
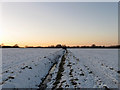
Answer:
top-left (8, 76), bottom-right (15, 79)
top-left (80, 69), bottom-right (83, 71)
top-left (103, 85), bottom-right (109, 90)
top-left (89, 71), bottom-right (93, 74)
top-left (5, 70), bottom-right (9, 73)
top-left (80, 72), bottom-right (84, 76)
top-left (109, 67), bottom-right (114, 70)
top-left (28, 67), bottom-right (32, 69)
top-left (65, 85), bottom-right (69, 87)
top-left (117, 71), bottom-right (120, 74)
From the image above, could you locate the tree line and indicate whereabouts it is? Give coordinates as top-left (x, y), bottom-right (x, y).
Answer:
top-left (0, 44), bottom-right (120, 48)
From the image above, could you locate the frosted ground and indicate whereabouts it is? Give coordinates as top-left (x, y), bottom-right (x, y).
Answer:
top-left (0, 48), bottom-right (119, 89)
top-left (1, 48), bottom-right (64, 88)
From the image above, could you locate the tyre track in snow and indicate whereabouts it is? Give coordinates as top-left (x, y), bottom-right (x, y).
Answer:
top-left (55, 50), bottom-right (111, 88)
top-left (39, 49), bottom-right (118, 89)
top-left (39, 49), bottom-right (66, 89)
top-left (56, 50), bottom-right (106, 88)
top-left (52, 49), bottom-right (67, 89)
top-left (46, 50), bottom-right (104, 88)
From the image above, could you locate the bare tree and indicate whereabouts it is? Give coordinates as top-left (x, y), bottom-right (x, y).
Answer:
top-left (13, 44), bottom-right (19, 48)
top-left (91, 44), bottom-right (96, 47)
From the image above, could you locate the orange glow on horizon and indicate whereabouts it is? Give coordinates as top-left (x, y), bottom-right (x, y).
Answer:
top-left (1, 2), bottom-right (118, 47)
top-left (1, 42), bottom-right (118, 47)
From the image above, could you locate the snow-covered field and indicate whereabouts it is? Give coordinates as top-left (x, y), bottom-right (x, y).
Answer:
top-left (46, 49), bottom-right (118, 88)
top-left (1, 48), bottom-right (65, 88)
top-left (69, 49), bottom-right (118, 88)
top-left (0, 48), bottom-right (119, 89)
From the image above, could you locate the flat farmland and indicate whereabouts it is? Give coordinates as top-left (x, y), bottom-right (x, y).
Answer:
top-left (0, 48), bottom-right (119, 89)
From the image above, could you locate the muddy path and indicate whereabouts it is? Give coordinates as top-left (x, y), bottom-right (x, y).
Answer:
top-left (38, 63), bottom-right (57, 89)
top-left (38, 49), bottom-right (67, 89)
top-left (52, 50), bottom-right (68, 89)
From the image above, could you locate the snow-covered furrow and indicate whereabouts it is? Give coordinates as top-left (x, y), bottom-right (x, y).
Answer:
top-left (46, 50), bottom-right (67, 89)
top-left (1, 48), bottom-right (65, 88)
top-left (40, 54), bottom-right (64, 89)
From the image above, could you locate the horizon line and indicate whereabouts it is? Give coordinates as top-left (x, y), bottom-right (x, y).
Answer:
top-left (0, 43), bottom-right (119, 47)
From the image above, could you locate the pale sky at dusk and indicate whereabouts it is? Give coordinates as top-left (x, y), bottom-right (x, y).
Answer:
top-left (1, 2), bottom-right (118, 46)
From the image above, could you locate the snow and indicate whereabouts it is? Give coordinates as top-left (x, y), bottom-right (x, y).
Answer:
top-left (46, 49), bottom-right (118, 88)
top-left (68, 49), bottom-right (118, 88)
top-left (1, 48), bottom-right (65, 88)
top-left (1, 48), bottom-right (118, 89)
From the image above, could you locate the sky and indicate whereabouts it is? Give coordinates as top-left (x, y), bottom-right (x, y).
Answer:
top-left (1, 2), bottom-right (118, 46)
